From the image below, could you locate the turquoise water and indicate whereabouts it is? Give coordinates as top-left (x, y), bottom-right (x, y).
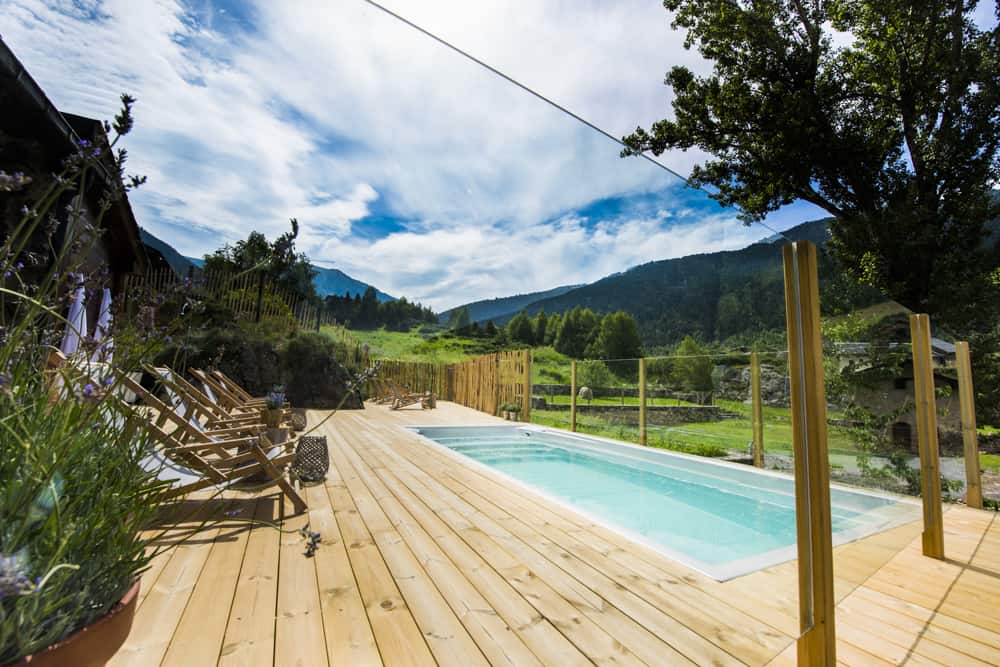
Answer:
top-left (413, 426), bottom-right (918, 578)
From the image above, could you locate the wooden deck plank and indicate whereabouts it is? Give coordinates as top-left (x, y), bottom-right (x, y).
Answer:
top-left (302, 483), bottom-right (382, 666)
top-left (327, 440), bottom-right (491, 667)
top-left (361, 413), bottom-right (789, 664)
top-left (335, 424), bottom-right (594, 666)
top-left (110, 500), bottom-right (226, 667)
top-left (162, 497), bottom-right (259, 666)
top-left (348, 418), bottom-right (705, 666)
top-left (274, 494), bottom-right (328, 667)
top-left (333, 425), bottom-right (554, 667)
top-left (114, 402), bottom-right (1000, 666)
top-left (324, 447), bottom-right (438, 667)
top-left (218, 495), bottom-right (283, 667)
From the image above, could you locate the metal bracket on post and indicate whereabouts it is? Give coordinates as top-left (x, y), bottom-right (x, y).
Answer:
top-left (911, 313), bottom-right (945, 558)
top-left (956, 341), bottom-right (982, 509)
top-left (639, 357), bottom-right (647, 446)
top-left (751, 351), bottom-right (764, 467)
top-left (782, 241), bottom-right (836, 667)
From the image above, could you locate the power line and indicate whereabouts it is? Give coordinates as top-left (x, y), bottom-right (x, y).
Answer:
top-left (357, 0), bottom-right (796, 245)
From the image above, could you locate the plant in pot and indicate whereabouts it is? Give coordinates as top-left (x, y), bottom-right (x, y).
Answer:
top-left (263, 386), bottom-right (286, 428)
top-left (0, 95), bottom-right (193, 667)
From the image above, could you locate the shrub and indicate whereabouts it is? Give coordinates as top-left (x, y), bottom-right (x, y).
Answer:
top-left (284, 332), bottom-right (361, 408)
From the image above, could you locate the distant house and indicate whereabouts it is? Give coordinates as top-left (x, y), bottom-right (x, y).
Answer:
top-left (834, 340), bottom-right (961, 453)
top-left (0, 38), bottom-right (153, 328)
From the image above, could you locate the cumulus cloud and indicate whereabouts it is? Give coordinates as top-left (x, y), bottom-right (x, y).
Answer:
top-left (1, 0), bottom-right (819, 309)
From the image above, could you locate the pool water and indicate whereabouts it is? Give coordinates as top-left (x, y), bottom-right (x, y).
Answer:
top-left (410, 425), bottom-right (919, 580)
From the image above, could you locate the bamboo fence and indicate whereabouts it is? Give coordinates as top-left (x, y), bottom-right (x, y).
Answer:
top-left (120, 267), bottom-right (338, 331)
top-left (368, 349), bottom-right (531, 417)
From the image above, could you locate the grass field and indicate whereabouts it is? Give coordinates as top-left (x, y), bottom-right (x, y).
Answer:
top-left (327, 326), bottom-right (502, 364)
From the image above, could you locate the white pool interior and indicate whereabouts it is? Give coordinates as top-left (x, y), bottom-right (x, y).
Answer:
top-left (408, 425), bottom-right (921, 580)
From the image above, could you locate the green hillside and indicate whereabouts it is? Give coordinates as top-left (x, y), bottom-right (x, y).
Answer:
top-left (490, 219), bottom-right (885, 346)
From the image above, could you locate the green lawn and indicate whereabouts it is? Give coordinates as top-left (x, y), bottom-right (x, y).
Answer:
top-left (981, 453), bottom-right (1000, 472)
top-left (531, 396), bottom-right (860, 458)
top-left (539, 394), bottom-right (701, 407)
top-left (325, 326), bottom-right (502, 364)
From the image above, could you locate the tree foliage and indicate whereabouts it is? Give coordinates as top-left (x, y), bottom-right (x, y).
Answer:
top-left (624, 0), bottom-right (1000, 328)
top-left (204, 219), bottom-right (317, 303)
top-left (323, 287), bottom-right (436, 330)
top-left (671, 335), bottom-right (714, 391)
top-left (506, 309), bottom-right (536, 344)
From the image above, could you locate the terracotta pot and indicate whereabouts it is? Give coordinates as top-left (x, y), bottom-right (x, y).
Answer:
top-left (12, 579), bottom-right (140, 667)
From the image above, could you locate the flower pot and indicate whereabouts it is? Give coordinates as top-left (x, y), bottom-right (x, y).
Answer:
top-left (12, 579), bottom-right (140, 667)
top-left (262, 407), bottom-right (283, 428)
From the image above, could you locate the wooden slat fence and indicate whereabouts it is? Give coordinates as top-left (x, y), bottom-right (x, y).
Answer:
top-left (375, 360), bottom-right (450, 398)
top-left (450, 349), bottom-right (530, 416)
top-left (369, 350), bottom-right (530, 417)
top-left (120, 267), bottom-right (338, 332)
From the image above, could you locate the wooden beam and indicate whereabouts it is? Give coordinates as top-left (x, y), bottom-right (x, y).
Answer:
top-left (570, 360), bottom-right (577, 433)
top-left (522, 349), bottom-right (532, 421)
top-left (751, 351), bottom-right (764, 468)
top-left (910, 313), bottom-right (945, 558)
top-left (955, 341), bottom-right (982, 509)
top-left (781, 241), bottom-right (836, 667)
top-left (639, 357), bottom-right (647, 446)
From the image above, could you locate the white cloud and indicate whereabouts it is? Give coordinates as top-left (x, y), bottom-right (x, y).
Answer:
top-left (0, 0), bottom-right (793, 308)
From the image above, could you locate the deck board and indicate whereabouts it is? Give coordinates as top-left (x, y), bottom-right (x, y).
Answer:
top-left (121, 401), bottom-right (1000, 665)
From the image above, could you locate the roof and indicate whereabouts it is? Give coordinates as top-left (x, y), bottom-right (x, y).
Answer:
top-left (0, 37), bottom-right (148, 275)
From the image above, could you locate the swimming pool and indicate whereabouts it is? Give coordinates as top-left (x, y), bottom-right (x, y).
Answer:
top-left (408, 425), bottom-right (920, 580)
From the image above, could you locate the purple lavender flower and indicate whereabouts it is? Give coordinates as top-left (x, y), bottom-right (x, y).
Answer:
top-left (0, 553), bottom-right (34, 599)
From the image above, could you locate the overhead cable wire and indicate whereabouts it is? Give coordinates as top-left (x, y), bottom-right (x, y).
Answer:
top-left (357, 0), bottom-right (797, 245)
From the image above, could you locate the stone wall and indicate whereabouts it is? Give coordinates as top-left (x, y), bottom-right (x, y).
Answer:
top-left (713, 364), bottom-right (790, 406)
top-left (532, 384), bottom-right (711, 405)
top-left (534, 402), bottom-right (725, 426)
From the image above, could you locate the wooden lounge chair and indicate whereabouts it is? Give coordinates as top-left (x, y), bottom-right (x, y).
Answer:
top-left (112, 374), bottom-right (306, 513)
top-left (145, 364), bottom-right (263, 431)
top-left (189, 368), bottom-right (265, 417)
top-left (212, 369), bottom-right (268, 404)
top-left (386, 381), bottom-right (436, 410)
top-left (370, 378), bottom-right (397, 404)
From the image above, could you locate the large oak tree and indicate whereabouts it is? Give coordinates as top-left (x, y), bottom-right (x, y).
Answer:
top-left (624, 0), bottom-right (999, 330)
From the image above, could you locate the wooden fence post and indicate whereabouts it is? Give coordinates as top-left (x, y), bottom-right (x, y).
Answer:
top-left (910, 314), bottom-right (945, 558)
top-left (570, 360), bottom-right (577, 432)
top-left (955, 341), bottom-right (982, 509)
top-left (254, 271), bottom-right (265, 323)
top-left (522, 349), bottom-right (532, 421)
top-left (639, 357), bottom-right (647, 446)
top-left (782, 241), bottom-right (835, 666)
top-left (751, 351), bottom-right (764, 467)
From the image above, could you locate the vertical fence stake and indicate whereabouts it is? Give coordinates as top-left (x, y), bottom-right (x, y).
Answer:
top-left (570, 360), bottom-right (577, 433)
top-left (955, 341), bottom-right (982, 509)
top-left (522, 349), bottom-right (532, 421)
top-left (253, 271), bottom-right (265, 323)
top-left (911, 313), bottom-right (946, 558)
top-left (751, 351), bottom-right (764, 467)
top-left (782, 241), bottom-right (835, 667)
top-left (639, 357), bottom-right (647, 446)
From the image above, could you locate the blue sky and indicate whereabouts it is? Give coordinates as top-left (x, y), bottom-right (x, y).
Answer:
top-left (5, 0), bottom-right (966, 310)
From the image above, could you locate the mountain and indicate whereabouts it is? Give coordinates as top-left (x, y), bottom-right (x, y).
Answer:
top-left (309, 265), bottom-right (395, 302)
top-left (139, 228), bottom-right (395, 302)
top-left (484, 218), bottom-right (885, 347)
top-left (140, 228), bottom-right (197, 277)
top-left (439, 284), bottom-right (582, 325)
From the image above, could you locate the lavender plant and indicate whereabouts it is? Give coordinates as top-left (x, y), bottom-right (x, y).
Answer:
top-left (0, 95), bottom-right (180, 664)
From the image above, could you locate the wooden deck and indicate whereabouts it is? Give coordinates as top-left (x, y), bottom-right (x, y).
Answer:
top-left (112, 402), bottom-right (1000, 666)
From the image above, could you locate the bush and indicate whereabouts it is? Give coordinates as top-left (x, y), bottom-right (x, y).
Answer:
top-left (284, 332), bottom-right (362, 408)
